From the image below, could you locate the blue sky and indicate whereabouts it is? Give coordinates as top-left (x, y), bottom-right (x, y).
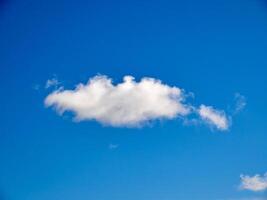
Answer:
top-left (1, 0), bottom-right (267, 199)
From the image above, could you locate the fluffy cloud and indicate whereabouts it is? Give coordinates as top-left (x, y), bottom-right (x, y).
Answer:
top-left (45, 75), bottom-right (190, 127)
top-left (45, 75), bottom-right (233, 130)
top-left (198, 105), bottom-right (230, 130)
top-left (240, 173), bottom-right (267, 192)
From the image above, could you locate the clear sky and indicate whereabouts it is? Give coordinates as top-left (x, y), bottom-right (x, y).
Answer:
top-left (1, 0), bottom-right (267, 199)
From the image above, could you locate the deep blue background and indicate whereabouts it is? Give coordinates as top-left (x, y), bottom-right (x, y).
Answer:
top-left (0, 0), bottom-right (267, 199)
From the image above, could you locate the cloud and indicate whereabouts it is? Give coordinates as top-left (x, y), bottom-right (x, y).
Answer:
top-left (198, 104), bottom-right (230, 130)
top-left (234, 93), bottom-right (246, 113)
top-left (240, 173), bottom-right (267, 192)
top-left (45, 77), bottom-right (60, 89)
top-left (45, 75), bottom-right (232, 130)
top-left (45, 75), bottom-right (190, 127)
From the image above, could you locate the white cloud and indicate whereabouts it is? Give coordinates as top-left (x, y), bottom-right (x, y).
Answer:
top-left (45, 78), bottom-right (60, 89)
top-left (198, 104), bottom-right (230, 130)
top-left (44, 75), bottom-right (233, 130)
top-left (45, 75), bottom-right (190, 127)
top-left (240, 173), bottom-right (267, 192)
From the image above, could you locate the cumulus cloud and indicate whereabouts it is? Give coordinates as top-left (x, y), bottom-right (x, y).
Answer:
top-left (44, 74), bottom-right (232, 130)
top-left (240, 173), bottom-right (267, 192)
top-left (198, 105), bottom-right (230, 130)
top-left (45, 75), bottom-right (190, 127)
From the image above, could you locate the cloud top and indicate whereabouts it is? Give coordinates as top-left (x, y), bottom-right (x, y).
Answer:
top-left (240, 173), bottom-right (267, 192)
top-left (45, 75), bottom-right (190, 127)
